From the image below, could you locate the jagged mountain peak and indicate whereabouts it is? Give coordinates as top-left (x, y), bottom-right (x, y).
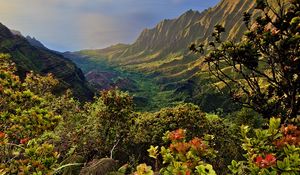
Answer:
top-left (124, 0), bottom-right (255, 57)
top-left (79, 0), bottom-right (256, 71)
top-left (3, 25), bottom-right (48, 49)
top-left (181, 9), bottom-right (201, 17)
top-left (122, 7), bottom-right (204, 56)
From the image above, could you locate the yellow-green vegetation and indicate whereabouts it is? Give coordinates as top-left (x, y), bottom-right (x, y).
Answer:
top-left (0, 54), bottom-right (61, 174)
top-left (142, 129), bottom-right (216, 175)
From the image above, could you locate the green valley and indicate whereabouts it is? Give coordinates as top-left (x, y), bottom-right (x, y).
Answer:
top-left (64, 52), bottom-right (177, 111)
top-left (73, 0), bottom-right (259, 113)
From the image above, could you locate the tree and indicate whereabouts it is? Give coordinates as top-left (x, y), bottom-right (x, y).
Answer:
top-left (65, 88), bottom-right (134, 161)
top-left (191, 0), bottom-right (300, 122)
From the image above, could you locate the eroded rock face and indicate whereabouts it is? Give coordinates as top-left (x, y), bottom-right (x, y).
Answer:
top-left (78, 0), bottom-right (256, 73)
top-left (0, 22), bottom-right (93, 101)
top-left (74, 0), bottom-right (257, 111)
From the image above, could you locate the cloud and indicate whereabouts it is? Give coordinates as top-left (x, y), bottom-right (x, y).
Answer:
top-left (77, 13), bottom-right (128, 48)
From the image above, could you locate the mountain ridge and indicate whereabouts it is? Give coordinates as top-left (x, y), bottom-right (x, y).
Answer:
top-left (71, 0), bottom-right (261, 111)
top-left (0, 22), bottom-right (94, 100)
top-left (78, 0), bottom-right (256, 74)
top-left (25, 36), bottom-right (47, 49)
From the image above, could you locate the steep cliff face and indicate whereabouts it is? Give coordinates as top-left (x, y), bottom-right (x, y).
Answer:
top-left (73, 0), bottom-right (260, 110)
top-left (0, 23), bottom-right (93, 100)
top-left (129, 10), bottom-right (202, 53)
top-left (74, 0), bottom-right (260, 109)
top-left (79, 0), bottom-right (256, 77)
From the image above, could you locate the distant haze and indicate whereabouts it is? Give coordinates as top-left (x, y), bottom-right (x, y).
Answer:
top-left (0, 0), bottom-right (219, 51)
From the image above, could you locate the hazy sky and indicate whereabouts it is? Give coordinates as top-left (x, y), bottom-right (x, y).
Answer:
top-left (0, 0), bottom-right (219, 51)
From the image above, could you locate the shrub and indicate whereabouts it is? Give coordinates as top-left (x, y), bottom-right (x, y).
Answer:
top-left (229, 118), bottom-right (300, 174)
top-left (0, 54), bottom-right (61, 174)
top-left (128, 103), bottom-right (209, 164)
top-left (62, 89), bottom-right (134, 161)
top-left (133, 129), bottom-right (216, 175)
top-left (129, 104), bottom-right (243, 174)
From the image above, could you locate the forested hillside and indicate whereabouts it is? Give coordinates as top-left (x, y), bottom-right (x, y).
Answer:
top-left (0, 23), bottom-right (93, 100)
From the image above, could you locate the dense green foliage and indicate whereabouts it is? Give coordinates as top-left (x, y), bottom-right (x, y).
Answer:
top-left (0, 51), bottom-right (299, 175)
top-left (0, 54), bottom-right (61, 174)
top-left (0, 54), bottom-right (243, 174)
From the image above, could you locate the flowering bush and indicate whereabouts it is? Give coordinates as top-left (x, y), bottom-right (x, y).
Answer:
top-left (254, 154), bottom-right (277, 168)
top-left (134, 129), bottom-right (216, 175)
top-left (229, 118), bottom-right (300, 174)
top-left (129, 106), bottom-right (242, 174)
top-left (0, 54), bottom-right (61, 174)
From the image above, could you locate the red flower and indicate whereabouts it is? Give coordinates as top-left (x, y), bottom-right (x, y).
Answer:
top-left (185, 170), bottom-right (191, 175)
top-left (0, 132), bottom-right (5, 139)
top-left (171, 142), bottom-right (190, 154)
top-left (20, 138), bottom-right (29, 144)
top-left (255, 156), bottom-right (263, 164)
top-left (169, 129), bottom-right (185, 141)
top-left (189, 137), bottom-right (206, 151)
top-left (255, 154), bottom-right (276, 168)
top-left (265, 154), bottom-right (276, 165)
top-left (282, 125), bottom-right (297, 135)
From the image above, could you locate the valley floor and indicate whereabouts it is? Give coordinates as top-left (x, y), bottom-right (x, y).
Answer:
top-left (70, 56), bottom-right (177, 111)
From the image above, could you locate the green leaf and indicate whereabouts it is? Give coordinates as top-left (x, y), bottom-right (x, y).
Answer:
top-left (195, 164), bottom-right (216, 175)
top-left (148, 146), bottom-right (159, 159)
